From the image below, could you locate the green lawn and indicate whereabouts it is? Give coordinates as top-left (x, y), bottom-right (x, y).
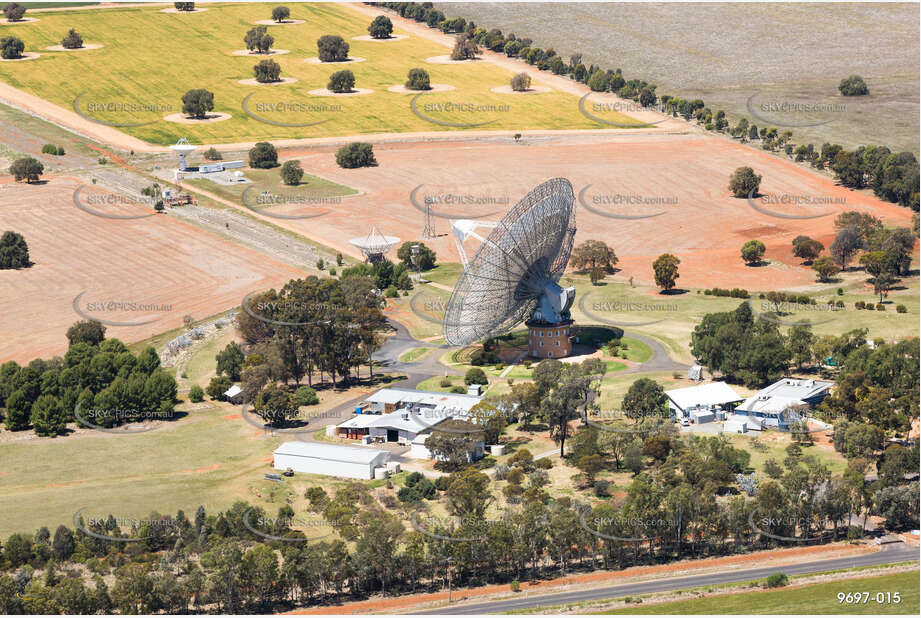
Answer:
top-left (184, 165), bottom-right (358, 212)
top-left (0, 3), bottom-right (639, 145)
top-left (599, 570), bottom-right (919, 614)
top-left (422, 262), bottom-right (463, 287)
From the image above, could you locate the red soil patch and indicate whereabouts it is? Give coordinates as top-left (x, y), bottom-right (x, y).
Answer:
top-left (222, 414), bottom-right (242, 420)
top-left (190, 464), bottom-right (220, 474)
top-left (288, 543), bottom-right (874, 614)
top-left (275, 134), bottom-right (914, 291)
top-left (0, 177), bottom-right (304, 363)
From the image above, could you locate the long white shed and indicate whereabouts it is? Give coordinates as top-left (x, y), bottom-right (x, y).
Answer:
top-left (273, 442), bottom-right (390, 480)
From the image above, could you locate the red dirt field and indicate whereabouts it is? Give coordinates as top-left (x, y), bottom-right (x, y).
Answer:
top-left (268, 132), bottom-right (915, 291)
top-left (0, 176), bottom-right (304, 363)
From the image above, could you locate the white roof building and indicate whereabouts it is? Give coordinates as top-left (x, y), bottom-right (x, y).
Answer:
top-left (224, 384), bottom-right (243, 403)
top-left (273, 442), bottom-right (390, 479)
top-left (723, 414), bottom-right (764, 433)
top-left (665, 382), bottom-right (743, 419)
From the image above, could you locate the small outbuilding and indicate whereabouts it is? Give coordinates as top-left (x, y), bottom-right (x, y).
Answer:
top-left (273, 442), bottom-right (390, 479)
top-left (224, 384), bottom-right (244, 404)
top-left (666, 381), bottom-right (743, 423)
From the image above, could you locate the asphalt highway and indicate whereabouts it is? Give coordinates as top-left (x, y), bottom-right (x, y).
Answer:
top-left (413, 542), bottom-right (919, 614)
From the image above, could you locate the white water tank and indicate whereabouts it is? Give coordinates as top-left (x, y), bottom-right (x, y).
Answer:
top-left (386, 461), bottom-right (401, 474)
top-left (374, 467), bottom-right (389, 480)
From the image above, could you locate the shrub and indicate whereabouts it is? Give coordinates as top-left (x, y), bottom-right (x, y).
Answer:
top-left (271, 6), bottom-right (290, 22)
top-left (0, 35), bottom-right (24, 59)
top-left (439, 377), bottom-right (451, 388)
top-left (404, 67), bottom-right (431, 90)
top-left (594, 479), bottom-right (610, 496)
top-left (450, 35), bottom-right (479, 60)
top-left (249, 141), bottom-right (278, 168)
top-left (316, 258), bottom-right (324, 270)
top-left (317, 34), bottom-right (349, 62)
top-left (493, 463), bottom-right (509, 480)
top-left (206, 376), bottom-right (233, 400)
top-left (837, 287), bottom-right (844, 295)
top-left (896, 304), bottom-right (907, 313)
top-left (336, 142), bottom-right (377, 168)
top-left (854, 300), bottom-right (865, 309)
top-left (327, 69), bottom-right (355, 93)
top-left (295, 386), bottom-right (318, 406)
top-left (3, 3), bottom-right (25, 21)
top-left (253, 58), bottom-right (281, 83)
top-left (510, 72), bottom-right (531, 91)
top-left (41, 144), bottom-right (64, 155)
top-left (181, 88), bottom-right (214, 119)
top-left (838, 75), bottom-right (869, 96)
top-left (876, 303), bottom-right (885, 311)
top-left (465, 367), bottom-right (488, 385)
top-left (203, 147), bottom-right (222, 161)
top-left (174, 2), bottom-right (195, 11)
top-left (434, 475), bottom-right (451, 491)
top-left (764, 573), bottom-right (788, 588)
top-left (535, 457), bottom-right (553, 469)
top-left (61, 28), bottom-right (84, 49)
top-left (510, 580), bottom-right (521, 593)
top-left (188, 385), bottom-right (204, 402)
top-left (280, 160), bottom-right (304, 185)
top-left (368, 15), bottom-right (393, 39)
top-left (450, 385), bottom-right (466, 394)
top-left (385, 285), bottom-right (398, 298)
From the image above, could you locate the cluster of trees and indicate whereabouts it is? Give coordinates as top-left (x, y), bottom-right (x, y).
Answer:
top-left (232, 274), bottom-right (388, 397)
top-left (249, 141), bottom-right (278, 168)
top-left (4, 422), bottom-right (915, 614)
top-left (0, 35), bottom-right (24, 60)
top-left (174, 2), bottom-right (195, 11)
top-left (340, 258), bottom-right (413, 294)
top-left (335, 142), bottom-right (376, 168)
top-left (244, 25), bottom-right (274, 54)
top-left (0, 321), bottom-right (177, 437)
top-left (375, 5), bottom-right (919, 210)
top-left (838, 75), bottom-right (869, 96)
top-left (395, 240), bottom-right (436, 270)
top-left (690, 302), bottom-right (794, 387)
top-left (0, 230), bottom-right (30, 269)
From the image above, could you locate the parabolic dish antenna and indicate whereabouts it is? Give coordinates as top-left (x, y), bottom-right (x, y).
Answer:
top-left (444, 178), bottom-right (576, 346)
top-left (349, 226), bottom-right (400, 263)
top-left (170, 137), bottom-right (197, 171)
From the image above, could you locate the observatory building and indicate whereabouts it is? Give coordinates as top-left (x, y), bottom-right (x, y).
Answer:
top-left (444, 178), bottom-right (577, 359)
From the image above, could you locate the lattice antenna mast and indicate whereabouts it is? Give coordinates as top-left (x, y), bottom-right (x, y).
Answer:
top-left (422, 201), bottom-right (436, 239)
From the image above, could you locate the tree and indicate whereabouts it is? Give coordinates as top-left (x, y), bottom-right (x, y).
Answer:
top-left (30, 394), bottom-right (66, 437)
top-left (9, 156), bottom-right (43, 182)
top-left (396, 241), bottom-right (436, 271)
top-left (577, 454), bottom-right (604, 486)
top-left (203, 147), bottom-right (222, 161)
top-left (404, 67), bottom-right (430, 90)
top-left (622, 377), bottom-right (667, 420)
top-left (464, 367), bottom-right (487, 386)
top-left (587, 69), bottom-right (607, 92)
top-left (253, 58), bottom-right (281, 83)
top-left (327, 69), bottom-right (355, 93)
top-left (450, 35), bottom-right (479, 60)
top-left (66, 320), bottom-right (105, 347)
top-left (510, 72), bottom-right (531, 92)
top-left (252, 384), bottom-right (297, 426)
top-left (829, 225), bottom-right (865, 269)
top-left (61, 28), bottom-right (84, 49)
top-left (570, 239), bottom-right (617, 272)
top-left (4, 390), bottom-right (31, 430)
top-left (174, 2), bottom-right (195, 11)
top-left (294, 386), bottom-right (318, 406)
top-left (368, 15), bottom-right (393, 39)
top-left (792, 236), bottom-right (824, 263)
top-left (271, 5), bottom-right (290, 23)
top-left (859, 251), bottom-right (895, 302)
top-left (445, 468), bottom-right (492, 519)
top-left (244, 25), bottom-right (274, 54)
top-left (249, 141), bottom-right (278, 168)
top-left (873, 482), bottom-right (919, 531)
top-left (811, 256), bottom-right (840, 282)
top-left (280, 160), bottom-right (304, 186)
top-left (51, 526), bottom-right (74, 561)
top-left (188, 384), bottom-right (204, 402)
top-left (639, 87), bottom-right (657, 108)
top-left (590, 266), bottom-right (605, 285)
top-left (3, 3), bottom-right (25, 21)
top-left (838, 75), bottom-right (869, 96)
top-left (729, 166), bottom-right (762, 197)
top-left (216, 342), bottom-right (244, 381)
top-left (180, 89), bottom-right (214, 119)
top-left (0, 230), bottom-right (30, 269)
top-left (652, 253), bottom-right (680, 292)
top-left (317, 34), bottom-right (349, 62)
top-left (336, 142), bottom-right (376, 168)
top-left (788, 323), bottom-right (815, 368)
top-left (425, 421), bottom-right (483, 471)
top-left (206, 376), bottom-right (233, 400)
top-left (740, 239), bottom-right (766, 265)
